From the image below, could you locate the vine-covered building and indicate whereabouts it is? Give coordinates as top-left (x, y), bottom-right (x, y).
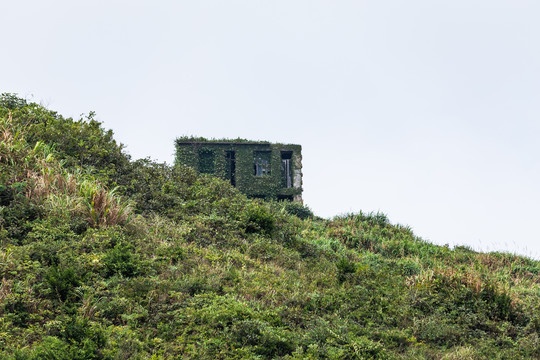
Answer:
top-left (175, 138), bottom-right (303, 202)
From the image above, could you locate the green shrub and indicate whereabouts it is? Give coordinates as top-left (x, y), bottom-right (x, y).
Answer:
top-left (231, 319), bottom-right (264, 346)
top-left (25, 220), bottom-right (75, 244)
top-left (0, 93), bottom-right (28, 110)
top-left (98, 296), bottom-right (131, 323)
top-left (480, 283), bottom-right (513, 321)
top-left (414, 317), bottom-right (464, 347)
top-left (44, 266), bottom-right (80, 302)
top-left (156, 244), bottom-right (184, 265)
top-left (256, 326), bottom-right (296, 358)
top-left (242, 203), bottom-right (275, 235)
top-left (281, 201), bottom-right (313, 220)
top-left (179, 275), bottom-right (224, 296)
top-left (0, 184), bottom-right (14, 206)
top-left (231, 320), bottom-right (296, 357)
top-left (336, 257), bottom-right (356, 284)
top-left (26, 241), bottom-right (61, 266)
top-left (3, 296), bottom-right (29, 327)
top-left (103, 243), bottom-right (141, 278)
top-left (0, 196), bottom-right (43, 243)
top-left (395, 258), bottom-right (421, 276)
top-left (29, 318), bottom-right (107, 360)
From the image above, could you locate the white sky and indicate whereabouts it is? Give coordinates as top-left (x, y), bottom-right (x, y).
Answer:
top-left (2, 1), bottom-right (539, 259)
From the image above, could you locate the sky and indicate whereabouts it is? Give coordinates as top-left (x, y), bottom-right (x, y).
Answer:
top-left (2, 1), bottom-right (539, 259)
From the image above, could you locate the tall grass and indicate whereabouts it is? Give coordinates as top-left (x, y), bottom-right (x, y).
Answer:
top-left (78, 180), bottom-right (132, 227)
top-left (1, 110), bottom-right (132, 228)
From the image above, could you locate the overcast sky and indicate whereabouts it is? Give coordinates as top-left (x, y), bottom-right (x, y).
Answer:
top-left (2, 1), bottom-right (539, 259)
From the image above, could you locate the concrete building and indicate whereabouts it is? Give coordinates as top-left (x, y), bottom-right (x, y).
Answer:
top-left (175, 138), bottom-right (302, 202)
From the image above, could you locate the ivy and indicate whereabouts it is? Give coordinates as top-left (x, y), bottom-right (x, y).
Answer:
top-left (175, 138), bottom-right (302, 201)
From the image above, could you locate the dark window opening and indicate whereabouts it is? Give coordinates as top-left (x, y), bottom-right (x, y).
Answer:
top-left (281, 151), bottom-right (293, 188)
top-left (277, 195), bottom-right (293, 202)
top-left (254, 151), bottom-right (271, 176)
top-left (225, 151), bottom-right (236, 186)
top-left (198, 150), bottom-right (215, 174)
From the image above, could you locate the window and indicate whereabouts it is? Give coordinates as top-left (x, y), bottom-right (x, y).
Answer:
top-left (281, 151), bottom-right (292, 188)
top-left (225, 151), bottom-right (236, 186)
top-left (198, 150), bottom-right (215, 174)
top-left (277, 195), bottom-right (293, 201)
top-left (254, 151), bottom-right (271, 176)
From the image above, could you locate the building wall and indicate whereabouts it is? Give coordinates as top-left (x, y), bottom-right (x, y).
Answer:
top-left (175, 141), bottom-right (302, 202)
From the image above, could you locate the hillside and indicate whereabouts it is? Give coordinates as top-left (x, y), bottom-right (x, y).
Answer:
top-left (0, 93), bottom-right (539, 359)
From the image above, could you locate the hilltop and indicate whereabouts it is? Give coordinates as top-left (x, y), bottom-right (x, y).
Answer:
top-left (0, 94), bottom-right (539, 359)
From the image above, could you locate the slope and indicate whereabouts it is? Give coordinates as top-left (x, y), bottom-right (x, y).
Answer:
top-left (0, 94), bottom-right (539, 359)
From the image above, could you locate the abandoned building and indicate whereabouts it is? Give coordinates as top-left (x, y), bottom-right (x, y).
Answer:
top-left (175, 138), bottom-right (302, 202)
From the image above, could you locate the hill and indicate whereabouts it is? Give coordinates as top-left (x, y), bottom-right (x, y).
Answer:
top-left (1, 93), bottom-right (539, 359)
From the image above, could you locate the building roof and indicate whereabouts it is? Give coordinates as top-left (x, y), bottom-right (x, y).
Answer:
top-left (175, 137), bottom-right (299, 147)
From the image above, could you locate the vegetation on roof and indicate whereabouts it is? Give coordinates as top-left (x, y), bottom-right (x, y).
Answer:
top-left (1, 93), bottom-right (539, 359)
top-left (175, 135), bottom-right (271, 144)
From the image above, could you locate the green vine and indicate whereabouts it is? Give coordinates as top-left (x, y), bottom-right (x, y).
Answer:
top-left (175, 138), bottom-right (302, 201)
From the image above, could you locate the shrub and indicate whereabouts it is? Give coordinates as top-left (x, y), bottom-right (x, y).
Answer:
top-left (395, 258), bottom-right (421, 276)
top-left (480, 283), bottom-right (513, 321)
top-left (30, 318), bottom-right (107, 360)
top-left (0, 196), bottom-right (43, 243)
top-left (0, 184), bottom-right (14, 206)
top-left (25, 219), bottom-right (75, 244)
top-left (44, 266), bottom-right (80, 302)
top-left (281, 201), bottom-right (313, 220)
top-left (0, 93), bottom-right (28, 110)
top-left (3, 297), bottom-right (29, 327)
top-left (414, 317), bottom-right (464, 347)
top-left (347, 335), bottom-right (387, 360)
top-left (336, 257), bottom-right (356, 284)
top-left (26, 241), bottom-right (61, 266)
top-left (103, 243), bottom-right (141, 278)
top-left (241, 202), bottom-right (275, 235)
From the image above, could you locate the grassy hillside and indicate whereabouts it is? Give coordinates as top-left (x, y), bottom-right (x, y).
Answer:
top-left (0, 94), bottom-right (539, 359)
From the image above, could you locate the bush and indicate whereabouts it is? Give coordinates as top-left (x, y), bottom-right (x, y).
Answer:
top-left (44, 266), bottom-right (80, 302)
top-left (0, 196), bottom-right (43, 243)
top-left (413, 317), bottom-right (465, 347)
top-left (281, 201), bottom-right (313, 220)
top-left (29, 318), bottom-right (107, 360)
top-left (395, 258), bottom-right (421, 276)
top-left (480, 283), bottom-right (513, 321)
top-left (3, 297), bottom-right (29, 327)
top-left (336, 257), bottom-right (356, 284)
top-left (0, 184), bottom-right (14, 206)
top-left (103, 243), bottom-right (141, 278)
top-left (241, 203), bottom-right (275, 235)
top-left (27, 241), bottom-right (61, 266)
